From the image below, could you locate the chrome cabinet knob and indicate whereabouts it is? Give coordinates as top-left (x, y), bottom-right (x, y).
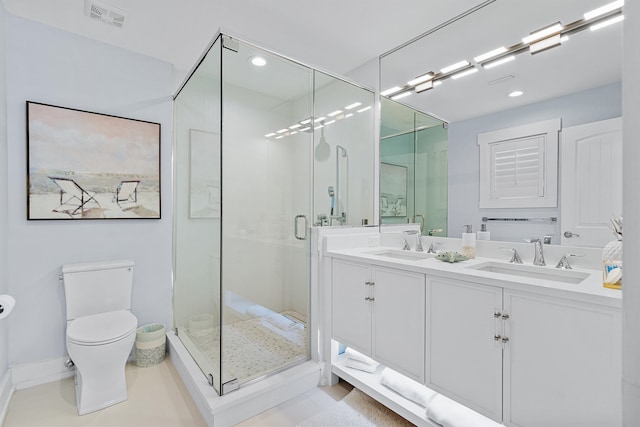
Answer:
top-left (564, 231), bottom-right (580, 238)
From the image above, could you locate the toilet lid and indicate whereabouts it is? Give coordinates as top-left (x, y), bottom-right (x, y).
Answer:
top-left (67, 310), bottom-right (137, 346)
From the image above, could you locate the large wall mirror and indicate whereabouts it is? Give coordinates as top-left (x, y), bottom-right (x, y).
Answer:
top-left (379, 0), bottom-right (623, 247)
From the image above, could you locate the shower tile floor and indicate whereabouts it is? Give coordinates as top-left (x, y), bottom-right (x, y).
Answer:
top-left (185, 310), bottom-right (309, 384)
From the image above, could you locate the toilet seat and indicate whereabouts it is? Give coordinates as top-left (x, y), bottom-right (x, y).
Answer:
top-left (67, 310), bottom-right (137, 346)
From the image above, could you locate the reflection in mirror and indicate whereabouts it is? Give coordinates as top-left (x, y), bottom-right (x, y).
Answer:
top-left (379, 0), bottom-right (623, 246)
top-left (380, 97), bottom-right (448, 236)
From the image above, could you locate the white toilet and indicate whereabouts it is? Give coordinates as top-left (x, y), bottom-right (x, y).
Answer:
top-left (62, 259), bottom-right (138, 415)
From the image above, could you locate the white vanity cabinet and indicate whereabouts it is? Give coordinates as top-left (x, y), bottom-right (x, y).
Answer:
top-left (332, 258), bottom-right (426, 382)
top-left (502, 289), bottom-right (622, 427)
top-left (426, 275), bottom-right (622, 426)
top-left (426, 276), bottom-right (504, 421)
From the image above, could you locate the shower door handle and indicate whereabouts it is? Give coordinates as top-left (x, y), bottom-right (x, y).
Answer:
top-left (295, 215), bottom-right (308, 240)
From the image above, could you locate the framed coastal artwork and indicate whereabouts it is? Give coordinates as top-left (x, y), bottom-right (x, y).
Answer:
top-left (380, 162), bottom-right (408, 217)
top-left (26, 101), bottom-right (161, 220)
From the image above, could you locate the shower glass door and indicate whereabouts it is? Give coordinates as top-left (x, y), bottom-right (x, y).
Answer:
top-left (219, 36), bottom-right (312, 391)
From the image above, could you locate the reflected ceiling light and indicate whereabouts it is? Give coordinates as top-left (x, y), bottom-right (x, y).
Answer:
top-left (415, 81), bottom-right (433, 93)
top-left (314, 125), bottom-right (324, 130)
top-left (276, 128), bottom-right (288, 133)
top-left (561, 35), bottom-right (570, 43)
top-left (345, 102), bottom-right (362, 110)
top-left (357, 106), bottom-right (372, 113)
top-left (275, 135), bottom-right (284, 139)
top-left (289, 123), bottom-right (302, 129)
top-left (299, 126), bottom-right (311, 132)
top-left (249, 56), bottom-right (267, 67)
top-left (530, 33), bottom-right (562, 54)
top-left (483, 55), bottom-right (516, 69)
top-left (345, 113), bottom-right (354, 118)
top-left (313, 116), bottom-right (326, 123)
top-left (391, 91), bottom-right (412, 101)
top-left (591, 14), bottom-right (624, 31)
top-left (265, 132), bottom-right (276, 137)
top-left (381, 86), bottom-right (403, 96)
top-left (324, 119), bottom-right (336, 125)
top-left (450, 67), bottom-right (478, 79)
top-left (300, 118), bottom-right (312, 125)
top-left (522, 22), bottom-right (563, 44)
top-left (407, 72), bottom-right (434, 86)
top-left (585, 0), bottom-right (624, 20)
top-left (441, 60), bottom-right (470, 74)
top-left (474, 47), bottom-right (507, 63)
top-left (433, 81), bottom-right (443, 87)
top-left (328, 110), bottom-right (343, 117)
top-left (290, 131), bottom-right (298, 135)
top-left (509, 90), bottom-right (524, 97)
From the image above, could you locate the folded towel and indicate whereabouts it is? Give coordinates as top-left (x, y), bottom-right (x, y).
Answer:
top-left (426, 394), bottom-right (502, 427)
top-left (345, 348), bottom-right (378, 366)
top-left (246, 304), bottom-right (274, 318)
top-left (380, 368), bottom-right (438, 408)
top-left (345, 358), bottom-right (379, 373)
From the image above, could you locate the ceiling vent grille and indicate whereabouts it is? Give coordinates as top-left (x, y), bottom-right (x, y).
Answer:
top-left (84, 0), bottom-right (126, 28)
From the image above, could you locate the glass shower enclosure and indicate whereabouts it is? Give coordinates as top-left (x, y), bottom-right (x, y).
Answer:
top-left (173, 33), bottom-right (375, 395)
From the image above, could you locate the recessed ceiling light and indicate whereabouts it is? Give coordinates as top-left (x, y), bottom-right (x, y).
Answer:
top-left (249, 56), bottom-right (267, 67)
top-left (509, 90), bottom-right (524, 97)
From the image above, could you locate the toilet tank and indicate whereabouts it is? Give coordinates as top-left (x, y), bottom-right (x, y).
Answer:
top-left (62, 259), bottom-right (135, 320)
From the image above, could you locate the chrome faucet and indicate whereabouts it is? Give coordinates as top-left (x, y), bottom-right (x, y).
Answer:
top-left (403, 230), bottom-right (424, 252)
top-left (526, 237), bottom-right (546, 266)
top-left (501, 247), bottom-right (523, 264)
top-left (427, 241), bottom-right (442, 254)
top-left (555, 253), bottom-right (584, 269)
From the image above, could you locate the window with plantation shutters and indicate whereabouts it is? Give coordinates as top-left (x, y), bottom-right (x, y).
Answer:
top-left (478, 118), bottom-right (560, 208)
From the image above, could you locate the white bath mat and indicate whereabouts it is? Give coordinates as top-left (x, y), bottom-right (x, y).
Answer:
top-left (297, 388), bottom-right (415, 427)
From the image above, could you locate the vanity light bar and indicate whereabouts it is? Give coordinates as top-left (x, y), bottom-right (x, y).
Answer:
top-left (482, 55), bottom-right (515, 69)
top-left (585, 0), bottom-right (624, 20)
top-left (407, 72), bottom-right (434, 86)
top-left (415, 80), bottom-right (433, 93)
top-left (440, 60), bottom-right (470, 74)
top-left (530, 33), bottom-right (562, 54)
top-left (474, 47), bottom-right (507, 63)
top-left (522, 22), bottom-right (563, 44)
top-left (300, 118), bottom-right (312, 125)
top-left (591, 14), bottom-right (624, 31)
top-left (276, 128), bottom-right (288, 133)
top-left (313, 116), bottom-right (326, 123)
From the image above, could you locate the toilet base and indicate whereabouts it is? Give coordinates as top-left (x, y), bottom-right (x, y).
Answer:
top-left (67, 332), bottom-right (135, 415)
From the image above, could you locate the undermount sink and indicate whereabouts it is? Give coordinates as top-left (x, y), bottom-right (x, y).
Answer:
top-left (368, 249), bottom-right (436, 261)
top-left (467, 262), bottom-right (590, 284)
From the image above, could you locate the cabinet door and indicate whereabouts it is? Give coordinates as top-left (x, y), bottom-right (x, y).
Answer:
top-left (331, 259), bottom-right (372, 355)
top-left (372, 266), bottom-right (425, 382)
top-left (426, 276), bottom-right (503, 422)
top-left (503, 290), bottom-right (622, 427)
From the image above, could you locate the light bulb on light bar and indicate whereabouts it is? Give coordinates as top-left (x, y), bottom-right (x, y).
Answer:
top-left (530, 33), bottom-right (562, 54)
top-left (585, 0), bottom-right (624, 20)
top-left (345, 102), bottom-right (362, 110)
top-left (299, 127), bottom-right (311, 132)
top-left (289, 124), bottom-right (302, 129)
top-left (474, 47), bottom-right (507, 63)
top-left (277, 128), bottom-right (288, 133)
top-left (328, 110), bottom-right (343, 117)
top-left (591, 14), bottom-right (624, 31)
top-left (313, 117), bottom-right (326, 123)
top-left (415, 81), bottom-right (434, 93)
top-left (441, 60), bottom-right (470, 74)
top-left (451, 67), bottom-right (478, 80)
top-left (483, 55), bottom-right (516, 69)
top-left (408, 72), bottom-right (434, 86)
top-left (391, 91), bottom-right (412, 101)
top-left (381, 86), bottom-right (403, 96)
top-left (522, 23), bottom-right (563, 44)
top-left (300, 118), bottom-right (312, 125)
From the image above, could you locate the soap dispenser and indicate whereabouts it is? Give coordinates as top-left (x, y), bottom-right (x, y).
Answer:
top-left (461, 224), bottom-right (476, 258)
top-left (477, 223), bottom-right (491, 241)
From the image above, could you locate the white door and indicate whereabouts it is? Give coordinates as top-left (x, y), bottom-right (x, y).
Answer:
top-left (372, 266), bottom-right (425, 382)
top-left (425, 276), bottom-right (503, 422)
top-left (560, 117), bottom-right (622, 247)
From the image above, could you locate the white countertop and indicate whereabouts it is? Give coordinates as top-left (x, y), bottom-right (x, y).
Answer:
top-left (326, 246), bottom-right (622, 308)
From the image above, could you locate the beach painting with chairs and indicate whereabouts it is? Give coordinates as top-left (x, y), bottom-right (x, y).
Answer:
top-left (26, 101), bottom-right (161, 219)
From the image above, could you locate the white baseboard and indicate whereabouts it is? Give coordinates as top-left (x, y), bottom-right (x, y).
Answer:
top-left (0, 370), bottom-right (15, 426)
top-left (10, 357), bottom-right (74, 391)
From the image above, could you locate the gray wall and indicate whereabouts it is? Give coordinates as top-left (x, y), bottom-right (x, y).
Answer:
top-left (5, 15), bottom-right (174, 367)
top-left (0, 2), bottom-right (8, 379)
top-left (448, 82), bottom-right (622, 243)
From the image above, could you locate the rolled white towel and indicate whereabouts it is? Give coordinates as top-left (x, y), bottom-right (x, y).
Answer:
top-left (426, 394), bottom-right (502, 427)
top-left (380, 368), bottom-right (438, 408)
top-left (345, 358), bottom-right (379, 373)
top-left (345, 347), bottom-right (378, 366)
